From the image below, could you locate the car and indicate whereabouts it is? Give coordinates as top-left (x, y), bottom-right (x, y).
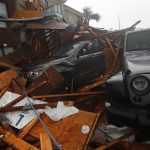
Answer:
top-left (23, 40), bottom-right (105, 90)
top-left (106, 29), bottom-right (150, 129)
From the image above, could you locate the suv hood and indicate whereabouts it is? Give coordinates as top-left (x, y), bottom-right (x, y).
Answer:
top-left (125, 50), bottom-right (150, 73)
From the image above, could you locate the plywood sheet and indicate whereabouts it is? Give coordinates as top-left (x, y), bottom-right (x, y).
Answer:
top-left (29, 110), bottom-right (99, 150)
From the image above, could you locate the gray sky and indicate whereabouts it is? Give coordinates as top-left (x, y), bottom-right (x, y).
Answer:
top-left (65, 0), bottom-right (150, 30)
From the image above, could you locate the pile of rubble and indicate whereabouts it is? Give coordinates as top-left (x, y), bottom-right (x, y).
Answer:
top-left (1, 1), bottom-right (149, 149)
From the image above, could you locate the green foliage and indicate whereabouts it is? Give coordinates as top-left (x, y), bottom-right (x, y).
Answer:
top-left (83, 7), bottom-right (101, 25)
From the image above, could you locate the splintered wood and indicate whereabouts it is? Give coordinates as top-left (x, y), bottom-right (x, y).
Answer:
top-left (0, 111), bottom-right (100, 150)
top-left (29, 111), bottom-right (100, 150)
top-left (40, 132), bottom-right (53, 150)
top-left (0, 12), bottom-right (144, 150)
top-left (0, 127), bottom-right (39, 150)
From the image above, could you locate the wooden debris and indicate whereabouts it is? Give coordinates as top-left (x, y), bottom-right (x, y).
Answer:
top-left (0, 127), bottom-right (39, 150)
top-left (0, 5), bottom-right (143, 149)
top-left (40, 132), bottom-right (53, 150)
top-left (78, 74), bottom-right (110, 91)
top-left (29, 111), bottom-right (100, 150)
top-left (0, 103), bottom-right (57, 112)
top-left (18, 117), bottom-right (39, 139)
top-left (32, 91), bottom-right (105, 99)
top-left (28, 67), bottom-right (64, 96)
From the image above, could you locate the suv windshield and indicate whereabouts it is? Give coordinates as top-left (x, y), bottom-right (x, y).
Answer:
top-left (126, 30), bottom-right (150, 51)
top-left (51, 42), bottom-right (81, 58)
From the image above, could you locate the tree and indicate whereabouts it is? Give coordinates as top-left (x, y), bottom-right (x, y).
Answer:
top-left (83, 7), bottom-right (101, 25)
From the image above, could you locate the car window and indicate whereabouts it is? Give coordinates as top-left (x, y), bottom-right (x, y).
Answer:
top-left (51, 43), bottom-right (80, 58)
top-left (78, 42), bottom-right (100, 56)
top-left (126, 31), bottom-right (150, 51)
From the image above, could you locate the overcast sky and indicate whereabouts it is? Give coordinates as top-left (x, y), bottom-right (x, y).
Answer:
top-left (65, 0), bottom-right (150, 30)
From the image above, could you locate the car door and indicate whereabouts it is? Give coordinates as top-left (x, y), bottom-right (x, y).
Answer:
top-left (73, 43), bottom-right (105, 86)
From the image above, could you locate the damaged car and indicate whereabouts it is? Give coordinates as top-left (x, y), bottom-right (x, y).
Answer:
top-left (23, 40), bottom-right (105, 90)
top-left (106, 29), bottom-right (150, 129)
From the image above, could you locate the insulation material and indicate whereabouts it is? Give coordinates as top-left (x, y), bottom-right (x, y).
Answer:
top-left (0, 91), bottom-right (79, 129)
top-left (44, 102), bottom-right (79, 121)
top-left (0, 91), bottom-right (46, 129)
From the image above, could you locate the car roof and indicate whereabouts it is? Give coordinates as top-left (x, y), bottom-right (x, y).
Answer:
top-left (126, 28), bottom-right (150, 35)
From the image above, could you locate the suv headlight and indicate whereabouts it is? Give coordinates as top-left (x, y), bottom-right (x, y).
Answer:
top-left (130, 75), bottom-right (150, 95)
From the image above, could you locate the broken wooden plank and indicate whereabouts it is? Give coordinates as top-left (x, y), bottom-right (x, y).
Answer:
top-left (81, 23), bottom-right (104, 44)
top-left (105, 38), bottom-right (116, 57)
top-left (32, 91), bottom-right (105, 99)
top-left (28, 67), bottom-right (64, 96)
top-left (0, 102), bottom-right (57, 112)
top-left (18, 117), bottom-right (39, 139)
top-left (0, 127), bottom-right (39, 150)
top-left (40, 132), bottom-right (53, 150)
top-left (11, 78), bottom-right (27, 94)
top-left (29, 111), bottom-right (100, 150)
top-left (109, 41), bottom-right (122, 74)
top-left (78, 74), bottom-right (110, 92)
top-left (83, 112), bottom-right (100, 150)
top-left (103, 47), bottom-right (116, 73)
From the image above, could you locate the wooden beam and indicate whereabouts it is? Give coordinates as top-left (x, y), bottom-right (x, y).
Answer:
top-left (81, 23), bottom-right (104, 44)
top-left (18, 117), bottom-right (39, 139)
top-left (105, 38), bottom-right (116, 57)
top-left (0, 127), bottom-right (39, 150)
top-left (83, 112), bottom-right (100, 150)
top-left (78, 74), bottom-right (110, 92)
top-left (32, 91), bottom-right (105, 99)
top-left (40, 132), bottom-right (53, 150)
top-left (0, 102), bottom-right (57, 112)
top-left (129, 20), bottom-right (141, 29)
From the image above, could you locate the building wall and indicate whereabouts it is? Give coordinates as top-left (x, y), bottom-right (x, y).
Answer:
top-left (0, 0), bottom-right (15, 17)
top-left (62, 4), bottom-right (83, 26)
top-left (15, 0), bottom-right (66, 11)
top-left (10, 0), bottom-right (82, 26)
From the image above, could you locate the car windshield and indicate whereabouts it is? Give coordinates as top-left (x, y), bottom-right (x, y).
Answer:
top-left (126, 30), bottom-right (150, 51)
top-left (51, 42), bottom-right (81, 58)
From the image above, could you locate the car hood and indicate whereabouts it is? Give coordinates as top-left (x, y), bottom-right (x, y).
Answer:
top-left (125, 50), bottom-right (150, 73)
